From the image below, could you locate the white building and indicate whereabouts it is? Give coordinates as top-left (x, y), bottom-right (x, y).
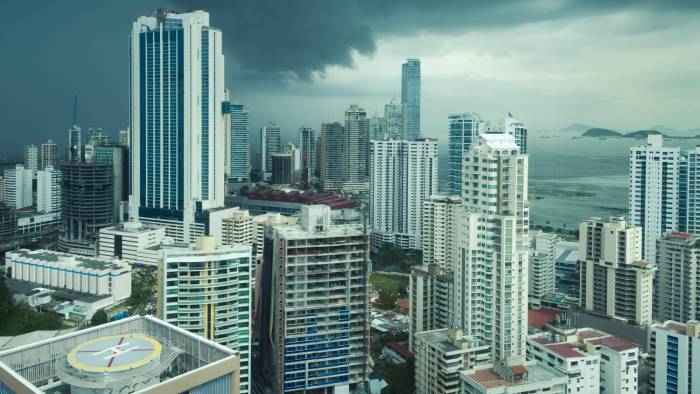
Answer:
top-left (503, 113), bottom-right (527, 154)
top-left (23, 144), bottom-right (38, 173)
top-left (36, 165), bottom-right (61, 213)
top-left (220, 208), bottom-right (254, 246)
top-left (649, 320), bottom-right (700, 394)
top-left (370, 138), bottom-right (438, 250)
top-left (260, 122), bottom-right (282, 180)
top-left (409, 264), bottom-right (453, 352)
top-left (422, 195), bottom-right (462, 268)
top-left (40, 139), bottom-right (59, 170)
top-left (129, 10), bottom-right (226, 242)
top-left (98, 221), bottom-right (168, 266)
top-left (6, 249), bottom-right (131, 301)
top-left (16, 211), bottom-right (60, 235)
top-left (252, 212), bottom-right (297, 260)
top-left (461, 359), bottom-right (567, 394)
top-left (529, 232), bottom-right (557, 305)
top-left (579, 217), bottom-right (654, 326)
top-left (157, 236), bottom-right (252, 393)
top-left (3, 164), bottom-right (33, 210)
top-left (656, 232), bottom-right (700, 323)
top-left (414, 328), bottom-right (489, 394)
top-left (453, 133), bottom-right (529, 362)
top-left (629, 135), bottom-right (681, 261)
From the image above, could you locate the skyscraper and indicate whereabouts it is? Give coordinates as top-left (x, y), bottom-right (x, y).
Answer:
top-left (37, 165), bottom-right (61, 213)
top-left (629, 135), bottom-right (681, 262)
top-left (320, 121), bottom-right (344, 191)
top-left (94, 145), bottom-right (129, 223)
top-left (41, 139), bottom-right (59, 170)
top-left (504, 113), bottom-right (528, 154)
top-left (656, 232), bottom-right (700, 323)
top-left (259, 205), bottom-right (370, 393)
top-left (228, 103), bottom-right (250, 185)
top-left (344, 104), bottom-right (369, 183)
top-left (384, 99), bottom-right (403, 140)
top-left (3, 165), bottom-right (33, 210)
top-left (129, 10), bottom-right (226, 242)
top-left (369, 138), bottom-right (438, 250)
top-left (23, 145), bottom-right (38, 173)
top-left (260, 122), bottom-right (281, 180)
top-left (528, 232), bottom-right (557, 305)
top-left (401, 58), bottom-right (421, 140)
top-left (422, 195), bottom-right (462, 268)
top-left (453, 133), bottom-right (529, 361)
top-left (680, 146), bottom-right (700, 234)
top-left (447, 113), bottom-right (489, 195)
top-left (368, 113), bottom-right (386, 141)
top-left (298, 126), bottom-right (315, 187)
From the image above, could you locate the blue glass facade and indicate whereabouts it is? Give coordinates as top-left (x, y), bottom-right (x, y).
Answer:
top-left (227, 103), bottom-right (250, 183)
top-left (448, 113), bottom-right (483, 195)
top-left (201, 29), bottom-right (210, 197)
top-left (401, 59), bottom-right (421, 140)
top-left (680, 150), bottom-right (699, 234)
top-left (666, 336), bottom-right (679, 394)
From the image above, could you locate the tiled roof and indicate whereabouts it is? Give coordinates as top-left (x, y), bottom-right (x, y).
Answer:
top-left (528, 308), bottom-right (563, 329)
top-left (587, 336), bottom-right (638, 352)
top-left (386, 341), bottom-right (413, 360)
top-left (545, 343), bottom-right (585, 358)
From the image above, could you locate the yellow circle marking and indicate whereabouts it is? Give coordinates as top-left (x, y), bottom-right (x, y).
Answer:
top-left (67, 334), bottom-right (162, 373)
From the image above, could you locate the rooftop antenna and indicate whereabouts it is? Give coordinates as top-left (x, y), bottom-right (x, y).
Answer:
top-left (72, 94), bottom-right (78, 126)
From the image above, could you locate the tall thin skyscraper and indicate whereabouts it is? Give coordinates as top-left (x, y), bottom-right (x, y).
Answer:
top-left (41, 139), bottom-right (58, 170)
top-left (260, 122), bottom-right (281, 180)
top-left (453, 133), bottom-right (529, 361)
top-left (368, 113), bottom-right (386, 141)
top-left (23, 145), bottom-right (38, 173)
top-left (384, 99), bottom-right (403, 140)
top-left (680, 146), bottom-right (700, 234)
top-left (629, 135), bottom-right (681, 262)
top-left (298, 126), bottom-right (315, 188)
top-left (36, 165), bottom-right (61, 213)
top-left (369, 138), bottom-right (438, 250)
top-left (447, 113), bottom-right (488, 195)
top-left (228, 103), bottom-right (250, 184)
top-left (129, 10), bottom-right (226, 241)
top-left (3, 165), bottom-right (32, 210)
top-left (401, 58), bottom-right (421, 140)
top-left (67, 124), bottom-right (81, 162)
top-left (344, 104), bottom-right (369, 183)
top-left (320, 122), bottom-right (344, 191)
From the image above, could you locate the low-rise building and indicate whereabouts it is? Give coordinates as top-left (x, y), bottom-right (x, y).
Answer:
top-left (460, 358), bottom-right (567, 394)
top-left (381, 341), bottom-right (413, 365)
top-left (98, 221), bottom-right (167, 266)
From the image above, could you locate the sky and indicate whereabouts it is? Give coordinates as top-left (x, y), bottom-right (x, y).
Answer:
top-left (1, 0), bottom-right (699, 158)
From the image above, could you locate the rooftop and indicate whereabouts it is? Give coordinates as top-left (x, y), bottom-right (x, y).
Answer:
top-left (7, 249), bottom-right (128, 272)
top-left (586, 336), bottom-right (638, 352)
top-left (528, 308), bottom-right (563, 329)
top-left (385, 341), bottom-right (413, 360)
top-left (544, 342), bottom-right (586, 359)
top-left (5, 279), bottom-right (111, 303)
top-left (100, 221), bottom-right (164, 234)
top-left (476, 133), bottom-right (519, 151)
top-left (241, 188), bottom-right (356, 210)
top-left (465, 360), bottom-right (564, 389)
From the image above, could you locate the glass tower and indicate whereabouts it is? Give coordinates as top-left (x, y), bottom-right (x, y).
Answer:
top-left (401, 58), bottom-right (421, 140)
top-left (447, 113), bottom-right (488, 195)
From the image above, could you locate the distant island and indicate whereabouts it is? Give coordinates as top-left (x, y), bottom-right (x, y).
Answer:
top-left (581, 128), bottom-right (700, 139)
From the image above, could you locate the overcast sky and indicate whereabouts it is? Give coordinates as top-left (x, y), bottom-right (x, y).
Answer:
top-left (1, 0), bottom-right (699, 157)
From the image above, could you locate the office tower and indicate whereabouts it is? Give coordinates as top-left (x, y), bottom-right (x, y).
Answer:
top-left (529, 232), bottom-right (557, 305)
top-left (157, 236), bottom-right (252, 393)
top-left (98, 222), bottom-right (166, 266)
top-left (409, 264), bottom-right (453, 351)
top-left (649, 320), bottom-right (700, 394)
top-left (270, 152), bottom-right (294, 185)
top-left (94, 145), bottom-right (129, 223)
top-left (414, 328), bottom-right (490, 394)
top-left (344, 104), bottom-right (369, 183)
top-left (503, 113), bottom-right (527, 154)
top-left (578, 217), bottom-right (654, 326)
top-left (0, 203), bottom-right (16, 240)
top-left (422, 195), bottom-right (462, 268)
top-left (453, 133), bottom-right (528, 362)
top-left (68, 124), bottom-right (82, 162)
top-left (40, 139), bottom-right (59, 170)
top-left (629, 135), bottom-right (681, 261)
top-left (3, 164), bottom-right (33, 210)
top-left (130, 10), bottom-right (226, 242)
top-left (59, 161), bottom-right (114, 256)
top-left (447, 113), bottom-right (489, 195)
top-left (384, 99), bottom-right (403, 140)
top-left (260, 122), bottom-right (281, 180)
top-left (227, 103), bottom-right (250, 185)
top-left (656, 232), bottom-right (700, 322)
top-left (369, 138), bottom-right (438, 250)
top-left (460, 359), bottom-right (567, 394)
top-left (368, 114), bottom-right (386, 141)
top-left (23, 144), bottom-right (38, 173)
top-left (320, 121), bottom-right (345, 191)
top-left (36, 165), bottom-right (61, 213)
top-left (259, 205), bottom-right (369, 393)
top-left (680, 146), bottom-right (700, 234)
top-left (401, 58), bottom-right (421, 140)
top-left (117, 128), bottom-right (130, 146)
top-left (298, 126), bottom-right (315, 187)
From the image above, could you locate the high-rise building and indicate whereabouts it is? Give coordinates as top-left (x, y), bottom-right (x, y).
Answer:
top-left (629, 135), bottom-right (681, 262)
top-left (368, 114), bottom-right (386, 141)
top-left (298, 126), bottom-right (315, 187)
top-left (320, 121), bottom-right (345, 191)
top-left (270, 152), bottom-right (294, 185)
top-left (94, 145), bottom-right (129, 223)
top-left (259, 205), bottom-right (369, 393)
top-left (447, 113), bottom-right (489, 195)
top-left (36, 165), bottom-right (61, 213)
top-left (529, 232), bottom-right (557, 305)
top-left (649, 320), bottom-right (700, 394)
top-left (384, 99), bottom-right (403, 140)
top-left (503, 113), bottom-right (528, 154)
top-left (3, 164), bottom-right (33, 210)
top-left (453, 133), bottom-right (529, 362)
top-left (227, 103), bottom-right (250, 185)
top-left (59, 161), bottom-right (114, 256)
top-left (157, 236), bottom-right (252, 394)
top-left (401, 58), bottom-right (421, 140)
top-left (67, 124), bottom-right (82, 162)
top-left (40, 139), bottom-right (59, 170)
top-left (0, 203), bottom-right (16, 241)
top-left (680, 146), bottom-right (700, 234)
top-left (409, 264), bottom-right (453, 351)
top-left (414, 328), bottom-right (490, 394)
top-left (344, 104), bottom-right (369, 184)
top-left (579, 217), bottom-right (654, 326)
top-left (422, 195), bottom-right (462, 268)
top-left (260, 122), bottom-right (281, 180)
top-left (130, 10), bottom-right (226, 242)
top-left (369, 138), bottom-right (438, 250)
top-left (117, 128), bottom-right (130, 146)
top-left (656, 232), bottom-right (700, 323)
top-left (23, 144), bottom-right (38, 173)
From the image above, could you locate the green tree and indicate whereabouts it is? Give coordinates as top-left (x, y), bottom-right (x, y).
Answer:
top-left (378, 290), bottom-right (397, 310)
top-left (91, 309), bottom-right (109, 326)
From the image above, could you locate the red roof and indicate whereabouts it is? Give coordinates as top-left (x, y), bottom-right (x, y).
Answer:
top-left (386, 341), bottom-right (413, 360)
top-left (241, 188), bottom-right (356, 210)
top-left (395, 299), bottom-right (409, 310)
top-left (670, 232), bottom-right (691, 239)
top-left (545, 343), bottom-right (585, 359)
top-left (586, 336), bottom-right (638, 352)
top-left (528, 308), bottom-right (563, 329)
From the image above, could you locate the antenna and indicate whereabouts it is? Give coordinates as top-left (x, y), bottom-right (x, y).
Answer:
top-left (72, 94), bottom-right (78, 126)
